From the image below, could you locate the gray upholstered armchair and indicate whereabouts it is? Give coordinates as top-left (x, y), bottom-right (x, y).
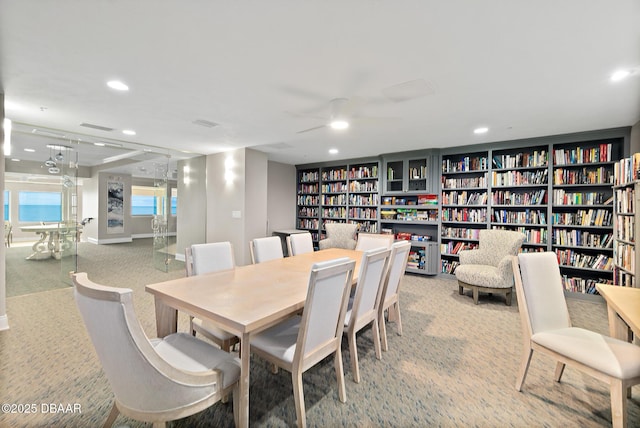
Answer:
top-left (318, 223), bottom-right (358, 250)
top-left (455, 229), bottom-right (525, 305)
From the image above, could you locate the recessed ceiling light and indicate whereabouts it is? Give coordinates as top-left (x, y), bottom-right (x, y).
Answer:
top-left (24, 148), bottom-right (35, 152)
top-left (329, 148), bottom-right (339, 155)
top-left (122, 130), bottom-right (136, 136)
top-left (329, 120), bottom-right (349, 130)
top-left (93, 142), bottom-right (106, 147)
top-left (10, 158), bottom-right (20, 162)
top-left (611, 70), bottom-right (631, 82)
top-left (474, 127), bottom-right (489, 134)
top-left (107, 80), bottom-right (129, 91)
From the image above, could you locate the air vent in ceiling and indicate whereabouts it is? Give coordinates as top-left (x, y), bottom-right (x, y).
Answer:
top-left (80, 122), bottom-right (114, 132)
top-left (192, 119), bottom-right (218, 128)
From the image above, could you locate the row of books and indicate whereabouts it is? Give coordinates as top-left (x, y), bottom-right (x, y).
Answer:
top-left (552, 229), bottom-right (613, 248)
top-left (614, 187), bottom-right (634, 214)
top-left (440, 241), bottom-right (478, 255)
top-left (321, 207), bottom-right (346, 218)
top-left (348, 180), bottom-right (378, 192)
top-left (441, 208), bottom-right (487, 223)
top-left (322, 195), bottom-right (347, 205)
top-left (408, 166), bottom-right (428, 180)
top-left (492, 209), bottom-right (546, 225)
top-left (491, 151), bottom-right (548, 169)
top-left (553, 167), bottom-right (612, 185)
top-left (407, 249), bottom-right (426, 270)
top-left (442, 156), bottom-right (488, 173)
top-left (349, 194), bottom-right (379, 206)
top-left (441, 227), bottom-right (483, 240)
top-left (298, 218), bottom-right (319, 229)
top-left (492, 189), bottom-right (546, 206)
top-left (297, 195), bottom-right (319, 205)
top-left (552, 189), bottom-right (609, 206)
top-left (613, 153), bottom-right (640, 185)
top-left (493, 226), bottom-right (548, 244)
top-left (441, 191), bottom-right (487, 206)
top-left (298, 184), bottom-right (319, 194)
top-left (348, 207), bottom-right (377, 219)
top-left (442, 175), bottom-right (488, 189)
top-left (551, 209), bottom-right (612, 227)
top-left (321, 169), bottom-right (348, 181)
top-left (440, 259), bottom-right (460, 274)
top-left (613, 269), bottom-right (635, 287)
top-left (348, 166), bottom-right (378, 179)
top-left (553, 143), bottom-right (613, 165)
top-left (321, 183), bottom-right (348, 193)
top-left (555, 249), bottom-right (613, 271)
top-left (491, 169), bottom-right (548, 186)
top-left (561, 276), bottom-right (611, 294)
top-left (299, 171), bottom-right (319, 182)
top-left (613, 242), bottom-right (635, 272)
top-left (615, 215), bottom-right (634, 242)
top-left (298, 207), bottom-right (318, 218)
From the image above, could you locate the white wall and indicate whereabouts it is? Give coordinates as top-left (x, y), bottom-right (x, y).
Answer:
top-left (267, 160), bottom-right (296, 234)
top-left (175, 156), bottom-right (207, 261)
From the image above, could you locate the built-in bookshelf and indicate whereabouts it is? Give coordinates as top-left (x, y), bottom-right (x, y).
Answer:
top-left (296, 168), bottom-right (321, 243)
top-left (440, 151), bottom-right (489, 274)
top-left (380, 194), bottom-right (439, 275)
top-left (551, 139), bottom-right (620, 294)
top-left (347, 163), bottom-right (379, 233)
top-left (612, 153), bottom-right (640, 288)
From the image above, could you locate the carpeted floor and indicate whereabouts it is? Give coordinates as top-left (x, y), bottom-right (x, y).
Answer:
top-left (0, 240), bottom-right (638, 427)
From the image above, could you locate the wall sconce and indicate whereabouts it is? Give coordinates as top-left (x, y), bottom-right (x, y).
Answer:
top-left (183, 165), bottom-right (191, 185)
top-left (224, 156), bottom-right (235, 182)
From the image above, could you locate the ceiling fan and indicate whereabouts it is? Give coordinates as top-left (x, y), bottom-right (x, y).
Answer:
top-left (292, 97), bottom-right (395, 134)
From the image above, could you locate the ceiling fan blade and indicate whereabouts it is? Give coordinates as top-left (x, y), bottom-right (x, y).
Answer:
top-left (296, 124), bottom-right (327, 134)
top-left (284, 110), bottom-right (326, 120)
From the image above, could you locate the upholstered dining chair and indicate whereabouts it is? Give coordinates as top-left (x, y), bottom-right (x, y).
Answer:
top-left (455, 229), bottom-right (525, 305)
top-left (512, 252), bottom-right (640, 428)
top-left (354, 233), bottom-right (395, 251)
top-left (250, 257), bottom-right (355, 428)
top-left (185, 242), bottom-right (240, 353)
top-left (343, 246), bottom-right (391, 383)
top-left (72, 272), bottom-right (241, 428)
top-left (378, 240), bottom-right (411, 352)
top-left (286, 232), bottom-right (314, 256)
top-left (250, 236), bottom-right (284, 264)
top-left (318, 222), bottom-right (358, 250)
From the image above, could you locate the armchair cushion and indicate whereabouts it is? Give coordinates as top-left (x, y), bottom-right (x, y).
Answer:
top-left (318, 223), bottom-right (357, 250)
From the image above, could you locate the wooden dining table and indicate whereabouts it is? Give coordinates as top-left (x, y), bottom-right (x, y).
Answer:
top-left (145, 248), bottom-right (363, 428)
top-left (595, 283), bottom-right (640, 343)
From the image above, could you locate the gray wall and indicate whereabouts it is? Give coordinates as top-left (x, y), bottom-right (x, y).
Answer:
top-left (175, 156), bottom-right (207, 261)
top-left (267, 160), bottom-right (296, 234)
top-left (631, 119), bottom-right (640, 154)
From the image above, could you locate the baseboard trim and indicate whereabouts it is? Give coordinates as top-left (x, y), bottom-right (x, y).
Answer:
top-left (0, 314), bottom-right (9, 331)
top-left (87, 237), bottom-right (134, 245)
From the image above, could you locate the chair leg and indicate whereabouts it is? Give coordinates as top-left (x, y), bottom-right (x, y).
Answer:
top-left (610, 378), bottom-right (626, 428)
top-left (515, 348), bottom-right (533, 391)
top-left (189, 316), bottom-right (196, 336)
top-left (103, 402), bottom-right (119, 428)
top-left (394, 302), bottom-right (403, 336)
top-left (458, 284), bottom-right (464, 295)
top-left (348, 329), bottom-right (360, 383)
top-left (554, 361), bottom-right (566, 382)
top-left (380, 312), bottom-right (389, 352)
top-left (473, 287), bottom-right (479, 305)
top-left (292, 370), bottom-right (306, 428)
top-left (505, 288), bottom-right (513, 306)
top-left (334, 347), bottom-right (347, 403)
top-left (152, 422), bottom-right (167, 428)
top-left (372, 319), bottom-right (382, 360)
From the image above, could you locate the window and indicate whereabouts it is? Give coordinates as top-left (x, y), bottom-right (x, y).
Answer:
top-left (4, 190), bottom-right (8, 221)
top-left (131, 185), bottom-right (162, 216)
top-left (171, 188), bottom-right (177, 216)
top-left (18, 191), bottom-right (62, 222)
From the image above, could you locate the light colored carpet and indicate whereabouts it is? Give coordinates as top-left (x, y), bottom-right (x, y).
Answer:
top-left (0, 241), bottom-right (638, 427)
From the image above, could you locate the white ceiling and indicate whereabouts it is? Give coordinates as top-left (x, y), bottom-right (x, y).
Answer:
top-left (1, 1), bottom-right (639, 176)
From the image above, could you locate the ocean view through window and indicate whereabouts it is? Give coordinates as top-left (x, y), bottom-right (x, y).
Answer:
top-left (18, 191), bottom-right (62, 222)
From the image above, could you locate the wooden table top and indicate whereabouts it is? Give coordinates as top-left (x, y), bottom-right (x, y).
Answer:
top-left (595, 284), bottom-right (640, 337)
top-left (146, 248), bottom-right (362, 336)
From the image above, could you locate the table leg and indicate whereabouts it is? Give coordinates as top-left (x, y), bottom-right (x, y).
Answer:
top-left (238, 332), bottom-right (250, 428)
top-left (606, 305), bottom-right (633, 342)
top-left (154, 298), bottom-right (178, 338)
top-left (26, 232), bottom-right (52, 260)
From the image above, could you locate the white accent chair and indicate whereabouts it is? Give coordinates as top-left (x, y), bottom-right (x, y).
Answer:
top-left (355, 233), bottom-right (395, 251)
top-left (318, 223), bottom-right (357, 250)
top-left (286, 232), bottom-right (314, 256)
top-left (250, 236), bottom-right (284, 264)
top-left (185, 242), bottom-right (240, 353)
top-left (72, 272), bottom-right (241, 428)
top-left (250, 257), bottom-right (356, 428)
top-left (343, 247), bottom-right (391, 383)
top-left (455, 229), bottom-right (525, 305)
top-left (512, 252), bottom-right (640, 428)
top-left (378, 240), bottom-right (411, 351)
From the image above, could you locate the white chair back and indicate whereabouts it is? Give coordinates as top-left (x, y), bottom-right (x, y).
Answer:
top-left (287, 232), bottom-right (314, 256)
top-left (350, 247), bottom-right (391, 324)
top-left (297, 258), bottom-right (355, 358)
top-left (355, 233), bottom-right (394, 251)
top-left (189, 242), bottom-right (235, 275)
top-left (516, 252), bottom-right (571, 334)
top-left (250, 236), bottom-right (284, 264)
top-left (381, 241), bottom-right (411, 304)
